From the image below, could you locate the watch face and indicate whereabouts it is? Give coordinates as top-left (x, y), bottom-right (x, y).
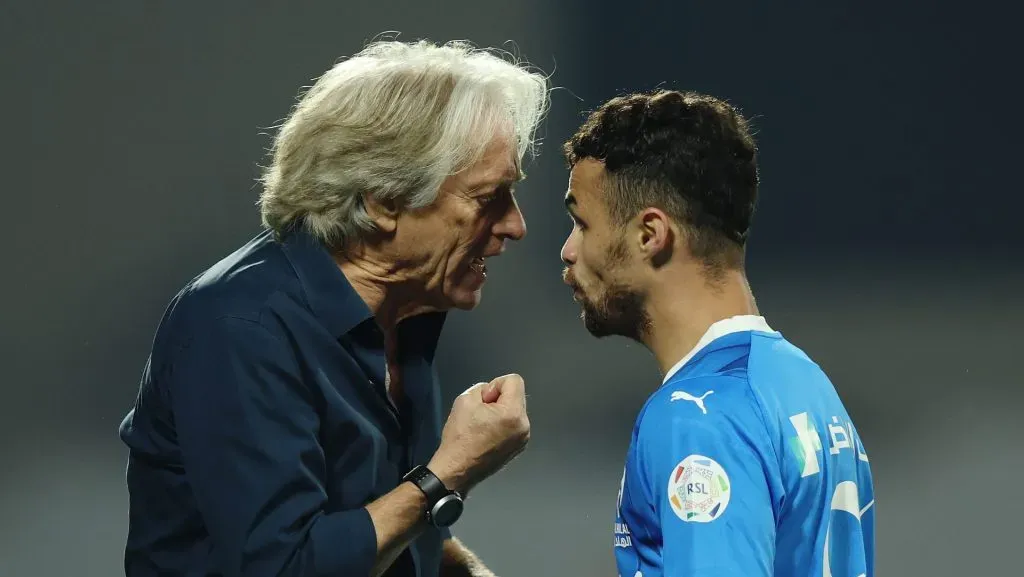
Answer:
top-left (430, 494), bottom-right (464, 527)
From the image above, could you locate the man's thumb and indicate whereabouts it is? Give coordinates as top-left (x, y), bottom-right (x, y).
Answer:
top-left (481, 380), bottom-right (501, 403)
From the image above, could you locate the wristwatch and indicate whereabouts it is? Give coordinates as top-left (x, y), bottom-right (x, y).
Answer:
top-left (402, 465), bottom-right (464, 528)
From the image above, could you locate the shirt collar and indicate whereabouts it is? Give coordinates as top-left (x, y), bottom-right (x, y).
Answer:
top-left (661, 315), bottom-right (776, 383)
top-left (278, 228), bottom-right (446, 351)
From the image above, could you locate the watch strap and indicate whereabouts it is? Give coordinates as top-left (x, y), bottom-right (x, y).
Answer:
top-left (403, 465), bottom-right (451, 505)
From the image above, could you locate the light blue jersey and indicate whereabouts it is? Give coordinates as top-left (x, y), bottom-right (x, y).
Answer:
top-left (614, 316), bottom-right (874, 577)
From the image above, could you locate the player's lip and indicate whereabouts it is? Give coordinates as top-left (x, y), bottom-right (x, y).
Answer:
top-left (564, 275), bottom-right (583, 300)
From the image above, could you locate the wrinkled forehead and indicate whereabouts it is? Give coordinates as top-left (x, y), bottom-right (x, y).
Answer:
top-left (462, 136), bottom-right (521, 188)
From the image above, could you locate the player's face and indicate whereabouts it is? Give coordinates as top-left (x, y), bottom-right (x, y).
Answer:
top-left (560, 159), bottom-right (650, 340)
top-left (396, 136), bottom-right (526, 311)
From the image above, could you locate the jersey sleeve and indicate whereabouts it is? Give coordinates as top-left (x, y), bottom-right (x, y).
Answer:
top-left (636, 376), bottom-right (778, 577)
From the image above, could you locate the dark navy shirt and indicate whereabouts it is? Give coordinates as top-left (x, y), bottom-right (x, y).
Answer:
top-left (119, 228), bottom-right (451, 577)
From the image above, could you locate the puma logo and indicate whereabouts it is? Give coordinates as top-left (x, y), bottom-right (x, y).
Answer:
top-left (670, 390), bottom-right (714, 415)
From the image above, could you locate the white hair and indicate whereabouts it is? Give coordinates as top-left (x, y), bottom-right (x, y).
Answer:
top-left (258, 39), bottom-right (551, 250)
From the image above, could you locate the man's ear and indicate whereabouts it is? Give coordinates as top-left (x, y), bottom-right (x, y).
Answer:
top-left (363, 193), bottom-right (399, 234)
top-left (636, 208), bottom-right (674, 268)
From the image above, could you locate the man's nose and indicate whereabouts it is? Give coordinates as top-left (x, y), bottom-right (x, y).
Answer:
top-left (561, 230), bottom-right (577, 265)
top-left (496, 196), bottom-right (527, 241)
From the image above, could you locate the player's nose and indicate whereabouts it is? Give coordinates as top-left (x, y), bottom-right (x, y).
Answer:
top-left (560, 231), bottom-right (577, 265)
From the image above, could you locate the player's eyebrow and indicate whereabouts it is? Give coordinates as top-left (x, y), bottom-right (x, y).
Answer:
top-left (564, 193), bottom-right (585, 223)
top-left (566, 192), bottom-right (584, 216)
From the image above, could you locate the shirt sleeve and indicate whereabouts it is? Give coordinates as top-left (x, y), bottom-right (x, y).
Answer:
top-left (636, 378), bottom-right (777, 577)
top-left (168, 315), bottom-right (377, 577)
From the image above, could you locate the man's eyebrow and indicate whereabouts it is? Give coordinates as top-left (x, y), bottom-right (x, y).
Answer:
top-left (471, 173), bottom-right (519, 193)
top-left (564, 194), bottom-right (585, 222)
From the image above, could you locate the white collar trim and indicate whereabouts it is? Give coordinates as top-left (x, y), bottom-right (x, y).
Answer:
top-left (661, 315), bottom-right (775, 384)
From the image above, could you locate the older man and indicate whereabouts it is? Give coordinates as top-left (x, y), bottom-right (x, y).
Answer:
top-left (118, 40), bottom-right (550, 577)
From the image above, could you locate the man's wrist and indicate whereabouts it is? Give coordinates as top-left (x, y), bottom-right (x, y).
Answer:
top-left (397, 477), bottom-right (430, 509)
top-left (426, 456), bottom-right (468, 494)
top-left (403, 463), bottom-right (466, 528)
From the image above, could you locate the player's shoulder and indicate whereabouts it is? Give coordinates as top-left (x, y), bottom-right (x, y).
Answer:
top-left (744, 331), bottom-right (835, 402)
top-left (638, 372), bottom-right (762, 434)
top-left (634, 327), bottom-right (800, 438)
top-left (746, 330), bottom-right (818, 371)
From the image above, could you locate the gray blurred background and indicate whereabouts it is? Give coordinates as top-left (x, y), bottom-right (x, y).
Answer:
top-left (3, 1), bottom-right (1022, 575)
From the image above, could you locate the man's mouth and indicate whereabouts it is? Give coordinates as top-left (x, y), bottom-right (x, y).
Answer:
top-left (562, 268), bottom-right (578, 290)
top-left (469, 256), bottom-right (487, 276)
top-left (563, 274), bottom-right (583, 301)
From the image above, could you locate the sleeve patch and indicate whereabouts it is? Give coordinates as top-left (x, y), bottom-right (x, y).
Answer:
top-left (666, 455), bottom-right (731, 523)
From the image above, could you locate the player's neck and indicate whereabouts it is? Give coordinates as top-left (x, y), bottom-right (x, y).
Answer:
top-left (644, 267), bottom-right (758, 378)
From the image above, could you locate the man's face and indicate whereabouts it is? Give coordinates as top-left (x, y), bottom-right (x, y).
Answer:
top-left (395, 136), bottom-right (527, 311)
top-left (560, 159), bottom-right (650, 340)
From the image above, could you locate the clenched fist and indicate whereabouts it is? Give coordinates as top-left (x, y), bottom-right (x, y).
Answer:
top-left (428, 374), bottom-right (530, 495)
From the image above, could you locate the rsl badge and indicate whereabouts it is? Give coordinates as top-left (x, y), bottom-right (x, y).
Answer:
top-left (667, 455), bottom-right (731, 523)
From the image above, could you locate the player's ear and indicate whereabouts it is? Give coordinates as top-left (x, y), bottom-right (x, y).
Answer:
top-left (363, 192), bottom-right (399, 234)
top-left (636, 208), bottom-right (673, 267)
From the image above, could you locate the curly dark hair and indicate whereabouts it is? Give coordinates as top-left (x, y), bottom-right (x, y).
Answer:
top-left (563, 90), bottom-right (759, 270)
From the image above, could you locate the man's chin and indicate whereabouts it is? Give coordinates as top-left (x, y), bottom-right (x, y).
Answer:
top-left (449, 287), bottom-right (483, 311)
top-left (581, 309), bottom-right (615, 338)
top-left (580, 304), bottom-right (648, 342)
